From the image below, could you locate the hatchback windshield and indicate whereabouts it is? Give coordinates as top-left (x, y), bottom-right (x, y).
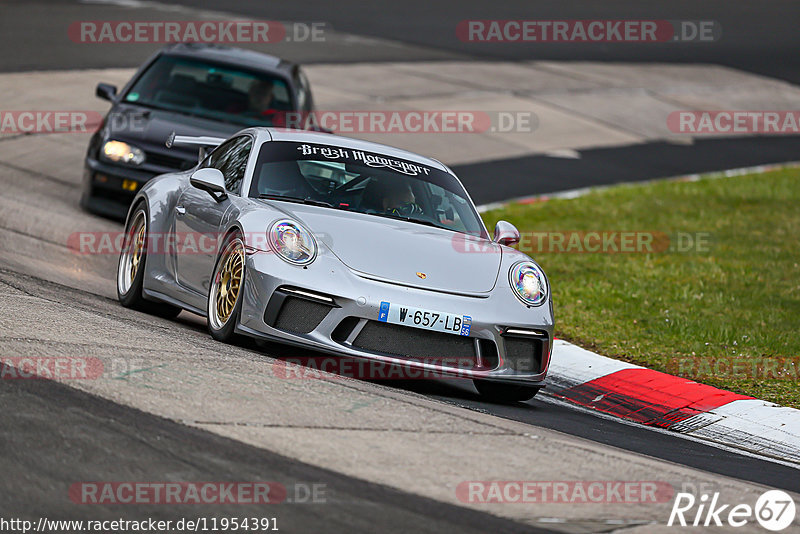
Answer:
top-left (250, 141), bottom-right (487, 238)
top-left (123, 55), bottom-right (292, 126)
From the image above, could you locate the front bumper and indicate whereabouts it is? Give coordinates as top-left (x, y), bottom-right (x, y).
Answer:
top-left (237, 248), bottom-right (554, 384)
top-left (81, 158), bottom-right (159, 219)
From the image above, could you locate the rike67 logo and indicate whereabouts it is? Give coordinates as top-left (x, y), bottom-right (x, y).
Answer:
top-left (668, 490), bottom-right (796, 531)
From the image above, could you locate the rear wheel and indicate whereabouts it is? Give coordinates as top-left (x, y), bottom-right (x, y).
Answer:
top-left (208, 233), bottom-right (246, 342)
top-left (473, 379), bottom-right (540, 403)
top-left (117, 204), bottom-right (181, 318)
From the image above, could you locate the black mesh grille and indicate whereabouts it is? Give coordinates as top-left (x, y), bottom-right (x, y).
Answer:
top-left (353, 321), bottom-right (480, 369)
top-left (273, 297), bottom-right (331, 334)
top-left (503, 337), bottom-right (543, 373)
top-left (146, 152), bottom-right (194, 170)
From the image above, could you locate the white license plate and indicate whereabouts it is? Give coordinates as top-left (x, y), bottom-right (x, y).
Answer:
top-left (377, 301), bottom-right (472, 336)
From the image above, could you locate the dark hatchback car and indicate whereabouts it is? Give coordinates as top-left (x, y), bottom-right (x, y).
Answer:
top-left (82, 42), bottom-right (318, 219)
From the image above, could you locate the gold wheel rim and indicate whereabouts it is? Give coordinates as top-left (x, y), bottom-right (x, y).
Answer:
top-left (213, 240), bottom-right (244, 326)
top-left (129, 223), bottom-right (145, 283)
top-left (118, 211), bottom-right (146, 296)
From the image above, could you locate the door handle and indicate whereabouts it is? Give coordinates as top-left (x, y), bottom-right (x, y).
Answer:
top-left (176, 205), bottom-right (186, 215)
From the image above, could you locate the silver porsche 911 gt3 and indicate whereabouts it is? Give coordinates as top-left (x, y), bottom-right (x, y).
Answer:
top-left (117, 127), bottom-right (553, 402)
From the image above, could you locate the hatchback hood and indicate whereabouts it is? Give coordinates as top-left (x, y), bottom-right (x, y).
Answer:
top-left (105, 104), bottom-right (241, 163)
top-left (270, 203), bottom-right (502, 294)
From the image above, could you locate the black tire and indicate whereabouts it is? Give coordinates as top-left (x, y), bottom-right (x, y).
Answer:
top-left (473, 379), bottom-right (540, 403)
top-left (207, 232), bottom-right (246, 342)
top-left (116, 203), bottom-right (181, 319)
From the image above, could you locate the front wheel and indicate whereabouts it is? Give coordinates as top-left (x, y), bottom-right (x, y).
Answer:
top-left (208, 233), bottom-right (246, 342)
top-left (117, 204), bottom-right (181, 318)
top-left (473, 379), bottom-right (540, 403)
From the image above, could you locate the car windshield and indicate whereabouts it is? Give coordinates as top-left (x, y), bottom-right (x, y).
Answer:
top-left (122, 55), bottom-right (293, 127)
top-left (249, 141), bottom-right (487, 238)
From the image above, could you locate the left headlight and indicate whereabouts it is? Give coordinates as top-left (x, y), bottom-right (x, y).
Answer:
top-left (509, 261), bottom-right (548, 306)
top-left (100, 140), bottom-right (145, 165)
top-left (268, 219), bottom-right (317, 266)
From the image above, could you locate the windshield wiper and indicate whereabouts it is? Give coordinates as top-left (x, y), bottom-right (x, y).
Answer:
top-left (365, 211), bottom-right (443, 230)
top-left (258, 194), bottom-right (335, 208)
top-left (124, 101), bottom-right (175, 113)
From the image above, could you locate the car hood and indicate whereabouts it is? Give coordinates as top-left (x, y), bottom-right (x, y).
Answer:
top-left (106, 104), bottom-right (241, 158)
top-left (268, 202), bottom-right (502, 294)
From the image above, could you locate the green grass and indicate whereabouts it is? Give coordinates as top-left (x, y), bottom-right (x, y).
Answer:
top-left (483, 168), bottom-right (800, 407)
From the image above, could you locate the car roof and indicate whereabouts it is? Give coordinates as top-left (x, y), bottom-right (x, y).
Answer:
top-left (158, 43), bottom-right (294, 76)
top-left (260, 128), bottom-right (450, 173)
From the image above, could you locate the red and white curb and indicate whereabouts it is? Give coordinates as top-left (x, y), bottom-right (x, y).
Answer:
top-left (547, 340), bottom-right (800, 465)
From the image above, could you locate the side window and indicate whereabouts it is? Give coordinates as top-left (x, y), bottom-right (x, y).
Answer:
top-left (202, 138), bottom-right (236, 169)
top-left (294, 68), bottom-right (312, 112)
top-left (206, 136), bottom-right (253, 195)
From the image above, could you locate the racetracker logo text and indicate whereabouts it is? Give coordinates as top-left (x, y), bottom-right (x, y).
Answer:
top-left (457, 20), bottom-right (720, 43)
top-left (0, 357), bottom-right (104, 380)
top-left (272, 356), bottom-right (481, 380)
top-left (0, 111), bottom-right (102, 134)
top-left (68, 21), bottom-right (326, 44)
top-left (457, 481), bottom-right (674, 504)
top-left (68, 482), bottom-right (331, 505)
top-left (668, 111), bottom-right (800, 134)
top-left (452, 231), bottom-right (713, 254)
top-left (271, 110), bottom-right (537, 134)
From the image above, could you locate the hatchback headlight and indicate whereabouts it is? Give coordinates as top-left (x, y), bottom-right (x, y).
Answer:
top-left (268, 219), bottom-right (317, 265)
top-left (101, 140), bottom-right (145, 165)
top-left (509, 261), bottom-right (548, 306)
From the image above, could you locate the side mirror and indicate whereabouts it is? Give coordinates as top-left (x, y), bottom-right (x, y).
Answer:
top-left (96, 83), bottom-right (118, 102)
top-left (190, 168), bottom-right (228, 202)
top-left (493, 220), bottom-right (520, 247)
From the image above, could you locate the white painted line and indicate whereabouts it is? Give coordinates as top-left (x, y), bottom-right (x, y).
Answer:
top-left (476, 161), bottom-right (800, 213)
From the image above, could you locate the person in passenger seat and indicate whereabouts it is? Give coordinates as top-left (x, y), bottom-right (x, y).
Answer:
top-left (366, 180), bottom-right (423, 217)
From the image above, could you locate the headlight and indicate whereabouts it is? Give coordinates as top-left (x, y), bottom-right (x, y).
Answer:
top-left (100, 140), bottom-right (145, 165)
top-left (509, 261), bottom-right (548, 306)
top-left (268, 219), bottom-right (317, 265)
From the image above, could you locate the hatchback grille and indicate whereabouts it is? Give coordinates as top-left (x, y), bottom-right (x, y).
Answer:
top-left (146, 151), bottom-right (194, 170)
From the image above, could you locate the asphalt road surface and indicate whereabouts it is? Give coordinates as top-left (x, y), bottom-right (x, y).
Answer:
top-left (2, 0), bottom-right (798, 202)
top-left (0, 372), bottom-right (554, 534)
top-left (4, 0), bottom-right (800, 84)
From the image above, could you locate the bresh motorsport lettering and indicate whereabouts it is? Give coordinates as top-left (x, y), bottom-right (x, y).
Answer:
top-left (296, 144), bottom-right (431, 176)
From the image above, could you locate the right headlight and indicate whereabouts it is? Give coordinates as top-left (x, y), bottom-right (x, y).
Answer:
top-left (100, 140), bottom-right (145, 165)
top-left (509, 261), bottom-right (548, 306)
top-left (268, 219), bottom-right (317, 265)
